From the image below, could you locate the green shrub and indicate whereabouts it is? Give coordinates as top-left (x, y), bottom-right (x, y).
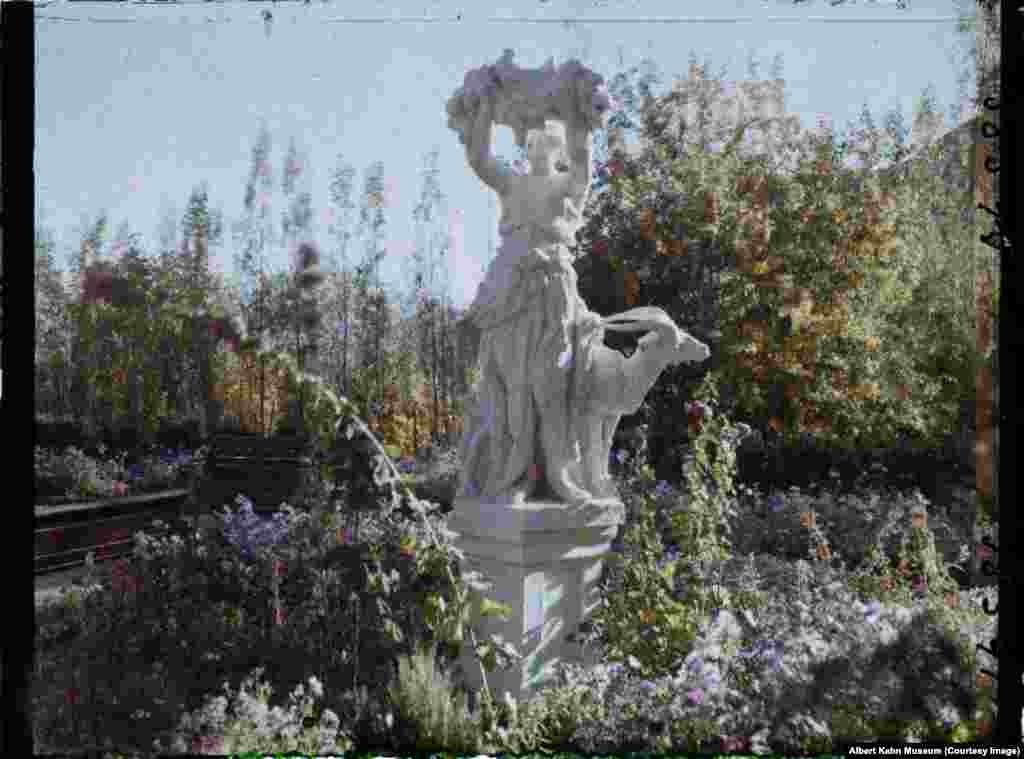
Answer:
top-left (385, 642), bottom-right (483, 753)
top-left (571, 374), bottom-right (750, 681)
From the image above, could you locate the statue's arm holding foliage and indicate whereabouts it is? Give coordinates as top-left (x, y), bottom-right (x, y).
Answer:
top-left (463, 93), bottom-right (509, 196)
top-left (563, 115), bottom-right (593, 216)
top-left (563, 72), bottom-right (612, 216)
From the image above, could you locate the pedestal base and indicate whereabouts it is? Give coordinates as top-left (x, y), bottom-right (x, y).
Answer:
top-left (446, 495), bottom-right (624, 707)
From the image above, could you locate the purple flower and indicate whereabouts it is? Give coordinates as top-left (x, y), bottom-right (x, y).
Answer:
top-left (684, 651), bottom-right (706, 677)
top-left (221, 496), bottom-right (293, 560)
top-left (654, 480), bottom-right (676, 500)
top-left (127, 464), bottom-right (147, 482)
top-left (737, 640), bottom-right (766, 659)
top-left (685, 688), bottom-right (705, 706)
top-left (739, 638), bottom-right (786, 673)
top-left (657, 547), bottom-right (682, 571)
top-left (701, 667), bottom-right (723, 691)
top-left (766, 493), bottom-right (786, 513)
top-left (614, 449), bottom-right (629, 465)
top-left (862, 600), bottom-right (882, 625)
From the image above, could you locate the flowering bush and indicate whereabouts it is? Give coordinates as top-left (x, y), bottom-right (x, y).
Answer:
top-left (548, 362), bottom-right (992, 752)
top-left (32, 407), bottom-right (1001, 755)
top-left (726, 480), bottom-right (971, 594)
top-left (217, 495), bottom-right (297, 562)
top-left (35, 446), bottom-right (109, 499)
top-left (35, 445), bottom-right (199, 502)
top-left (572, 375), bottom-right (758, 681)
top-left (32, 428), bottom-right (530, 756)
top-left (551, 552), bottom-right (987, 754)
top-left (159, 669), bottom-right (354, 755)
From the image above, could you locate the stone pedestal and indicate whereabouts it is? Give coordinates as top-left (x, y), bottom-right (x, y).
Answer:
top-left (447, 495), bottom-right (624, 706)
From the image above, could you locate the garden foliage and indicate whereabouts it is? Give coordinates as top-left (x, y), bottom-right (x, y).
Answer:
top-left (574, 55), bottom-right (987, 479)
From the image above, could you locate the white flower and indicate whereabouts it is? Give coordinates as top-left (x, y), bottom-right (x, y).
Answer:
top-left (234, 690), bottom-right (270, 728)
top-left (306, 675), bottom-right (324, 700)
top-left (319, 708), bottom-right (340, 730)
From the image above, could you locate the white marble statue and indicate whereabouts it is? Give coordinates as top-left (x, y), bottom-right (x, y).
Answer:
top-left (452, 51), bottom-right (710, 507)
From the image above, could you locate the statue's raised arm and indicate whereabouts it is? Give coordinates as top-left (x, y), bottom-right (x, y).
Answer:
top-left (563, 115), bottom-right (594, 215)
top-left (462, 94), bottom-right (509, 195)
top-left (447, 51), bottom-right (615, 201)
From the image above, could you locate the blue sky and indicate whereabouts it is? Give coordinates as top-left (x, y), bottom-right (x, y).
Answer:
top-left (35, 0), bottom-right (974, 311)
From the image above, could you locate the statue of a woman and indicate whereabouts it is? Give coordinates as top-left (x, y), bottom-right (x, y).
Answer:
top-left (456, 68), bottom-right (709, 507)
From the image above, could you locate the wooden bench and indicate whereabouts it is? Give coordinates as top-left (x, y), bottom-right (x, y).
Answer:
top-left (35, 489), bottom-right (191, 576)
top-left (191, 433), bottom-right (318, 518)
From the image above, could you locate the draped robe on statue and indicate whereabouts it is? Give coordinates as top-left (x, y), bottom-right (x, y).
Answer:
top-left (458, 173), bottom-right (625, 505)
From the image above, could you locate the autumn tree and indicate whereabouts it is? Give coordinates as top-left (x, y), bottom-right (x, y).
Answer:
top-left (268, 138), bottom-right (324, 435)
top-left (232, 123), bottom-right (278, 433)
top-left (576, 52), bottom-right (980, 482)
top-left (66, 213), bottom-right (111, 437)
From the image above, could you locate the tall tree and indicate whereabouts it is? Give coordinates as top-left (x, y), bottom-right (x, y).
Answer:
top-left (279, 138), bottom-right (317, 369)
top-left (410, 147), bottom-right (454, 445)
top-left (271, 138), bottom-right (323, 435)
top-left (179, 183), bottom-right (225, 438)
top-left (35, 224), bottom-right (73, 418)
top-left (151, 205), bottom-right (192, 421)
top-left (355, 161), bottom-right (390, 432)
top-left (67, 213), bottom-right (109, 436)
top-left (233, 123), bottom-right (276, 433)
top-left (325, 157), bottom-right (360, 401)
top-left (108, 224), bottom-right (156, 439)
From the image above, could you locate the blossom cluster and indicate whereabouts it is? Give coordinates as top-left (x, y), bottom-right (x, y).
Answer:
top-left (557, 539), bottom-right (987, 754)
top-left (162, 669), bottom-right (352, 755)
top-left (395, 457), bottom-right (419, 475)
top-left (219, 495), bottom-right (298, 561)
